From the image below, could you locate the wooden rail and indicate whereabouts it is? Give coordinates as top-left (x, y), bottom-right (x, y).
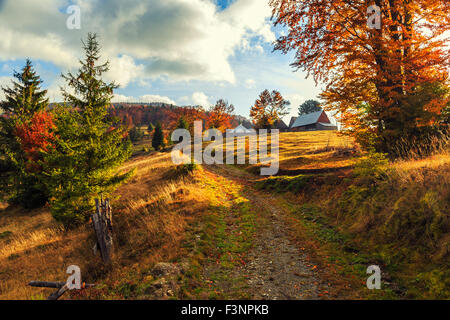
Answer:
top-left (28, 281), bottom-right (95, 300)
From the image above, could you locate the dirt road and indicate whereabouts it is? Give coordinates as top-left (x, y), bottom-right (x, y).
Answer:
top-left (205, 165), bottom-right (326, 300)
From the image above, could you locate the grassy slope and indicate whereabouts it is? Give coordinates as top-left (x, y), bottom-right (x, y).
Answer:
top-left (255, 134), bottom-right (449, 299)
top-left (0, 132), bottom-right (448, 299)
top-left (0, 137), bottom-right (263, 299)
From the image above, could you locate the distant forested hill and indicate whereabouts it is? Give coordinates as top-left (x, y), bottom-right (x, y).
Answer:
top-left (108, 103), bottom-right (252, 130)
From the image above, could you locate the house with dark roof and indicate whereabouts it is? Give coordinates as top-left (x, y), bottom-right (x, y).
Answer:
top-left (289, 110), bottom-right (337, 132)
top-left (273, 119), bottom-right (289, 132)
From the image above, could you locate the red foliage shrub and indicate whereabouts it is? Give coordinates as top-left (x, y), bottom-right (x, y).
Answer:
top-left (15, 111), bottom-right (56, 169)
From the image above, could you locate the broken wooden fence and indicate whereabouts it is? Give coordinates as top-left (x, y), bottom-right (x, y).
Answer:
top-left (28, 281), bottom-right (95, 300)
top-left (92, 197), bottom-right (114, 264)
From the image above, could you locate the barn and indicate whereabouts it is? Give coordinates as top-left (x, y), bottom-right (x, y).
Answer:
top-left (290, 110), bottom-right (337, 132)
top-left (273, 119), bottom-right (289, 132)
top-left (288, 117), bottom-right (298, 128)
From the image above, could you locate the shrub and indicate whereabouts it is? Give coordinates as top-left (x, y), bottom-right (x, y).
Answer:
top-left (256, 175), bottom-right (311, 193)
top-left (353, 151), bottom-right (389, 181)
top-left (147, 123), bottom-right (154, 133)
top-left (165, 162), bottom-right (198, 180)
top-left (129, 126), bottom-right (144, 143)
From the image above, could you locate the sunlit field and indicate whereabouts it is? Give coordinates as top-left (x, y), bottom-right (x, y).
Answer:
top-left (252, 131), bottom-right (356, 174)
top-left (1, 131), bottom-right (448, 299)
top-left (0, 131), bottom-right (349, 299)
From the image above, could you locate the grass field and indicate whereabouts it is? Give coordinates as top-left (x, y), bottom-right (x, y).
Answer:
top-left (0, 131), bottom-right (448, 299)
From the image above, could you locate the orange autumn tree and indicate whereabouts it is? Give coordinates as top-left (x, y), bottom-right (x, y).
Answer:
top-left (250, 89), bottom-right (290, 129)
top-left (207, 99), bottom-right (235, 132)
top-left (165, 106), bottom-right (207, 133)
top-left (15, 111), bottom-right (56, 167)
top-left (271, 0), bottom-right (450, 156)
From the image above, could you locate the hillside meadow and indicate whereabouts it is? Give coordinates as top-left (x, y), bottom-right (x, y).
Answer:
top-left (0, 131), bottom-right (448, 299)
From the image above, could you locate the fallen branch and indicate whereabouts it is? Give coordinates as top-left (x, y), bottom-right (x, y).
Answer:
top-left (28, 281), bottom-right (96, 300)
top-left (28, 281), bottom-right (66, 289)
top-left (47, 284), bottom-right (69, 301)
top-left (29, 281), bottom-right (96, 289)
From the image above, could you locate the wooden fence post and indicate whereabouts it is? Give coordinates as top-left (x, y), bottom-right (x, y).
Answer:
top-left (92, 196), bottom-right (113, 264)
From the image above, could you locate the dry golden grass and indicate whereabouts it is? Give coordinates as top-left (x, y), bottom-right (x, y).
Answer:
top-left (0, 217), bottom-right (91, 299)
top-left (392, 152), bottom-right (450, 171)
top-left (0, 130), bottom-right (353, 299)
top-left (0, 149), bottom-right (213, 299)
top-left (277, 132), bottom-right (355, 169)
top-left (1, 130), bottom-right (445, 299)
top-left (233, 131), bottom-right (356, 174)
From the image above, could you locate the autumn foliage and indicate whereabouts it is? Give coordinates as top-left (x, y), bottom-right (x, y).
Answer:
top-left (250, 89), bottom-right (290, 129)
top-left (271, 0), bottom-right (450, 156)
top-left (15, 111), bottom-right (56, 167)
top-left (207, 99), bottom-right (235, 132)
top-left (155, 106), bottom-right (204, 133)
top-left (0, 60), bottom-right (51, 208)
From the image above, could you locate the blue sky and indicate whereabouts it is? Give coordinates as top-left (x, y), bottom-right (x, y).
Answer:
top-left (0, 0), bottom-right (323, 122)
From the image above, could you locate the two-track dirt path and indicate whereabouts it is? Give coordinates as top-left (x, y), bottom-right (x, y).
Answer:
top-left (204, 164), bottom-right (327, 300)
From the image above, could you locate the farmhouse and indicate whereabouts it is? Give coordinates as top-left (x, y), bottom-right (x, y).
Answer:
top-left (289, 110), bottom-right (337, 131)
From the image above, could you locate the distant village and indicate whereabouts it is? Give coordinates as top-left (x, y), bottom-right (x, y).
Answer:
top-left (104, 100), bottom-right (338, 134)
top-left (232, 109), bottom-right (337, 133)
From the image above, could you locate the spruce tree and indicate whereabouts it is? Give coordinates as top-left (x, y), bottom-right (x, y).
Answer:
top-left (0, 59), bottom-right (49, 117)
top-left (43, 33), bottom-right (133, 227)
top-left (152, 122), bottom-right (165, 151)
top-left (0, 60), bottom-right (50, 208)
top-left (176, 116), bottom-right (189, 130)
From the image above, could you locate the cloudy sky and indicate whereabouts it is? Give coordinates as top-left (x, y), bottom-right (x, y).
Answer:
top-left (0, 0), bottom-right (323, 122)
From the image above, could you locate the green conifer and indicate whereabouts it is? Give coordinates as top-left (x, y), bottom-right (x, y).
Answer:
top-left (43, 33), bottom-right (133, 227)
top-left (176, 116), bottom-right (189, 130)
top-left (0, 60), bottom-right (50, 208)
top-left (152, 122), bottom-right (165, 151)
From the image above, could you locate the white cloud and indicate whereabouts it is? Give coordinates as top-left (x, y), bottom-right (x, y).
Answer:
top-left (111, 94), bottom-right (134, 103)
top-left (46, 79), bottom-right (65, 102)
top-left (1, 64), bottom-right (11, 73)
top-left (284, 93), bottom-right (306, 122)
top-left (112, 93), bottom-right (176, 105)
top-left (192, 92), bottom-right (211, 107)
top-left (106, 55), bottom-right (146, 88)
top-left (245, 79), bottom-right (256, 89)
top-left (179, 91), bottom-right (211, 107)
top-left (254, 45), bottom-right (264, 53)
top-left (140, 94), bottom-right (176, 105)
top-left (0, 0), bottom-right (275, 84)
top-left (0, 76), bottom-right (11, 101)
